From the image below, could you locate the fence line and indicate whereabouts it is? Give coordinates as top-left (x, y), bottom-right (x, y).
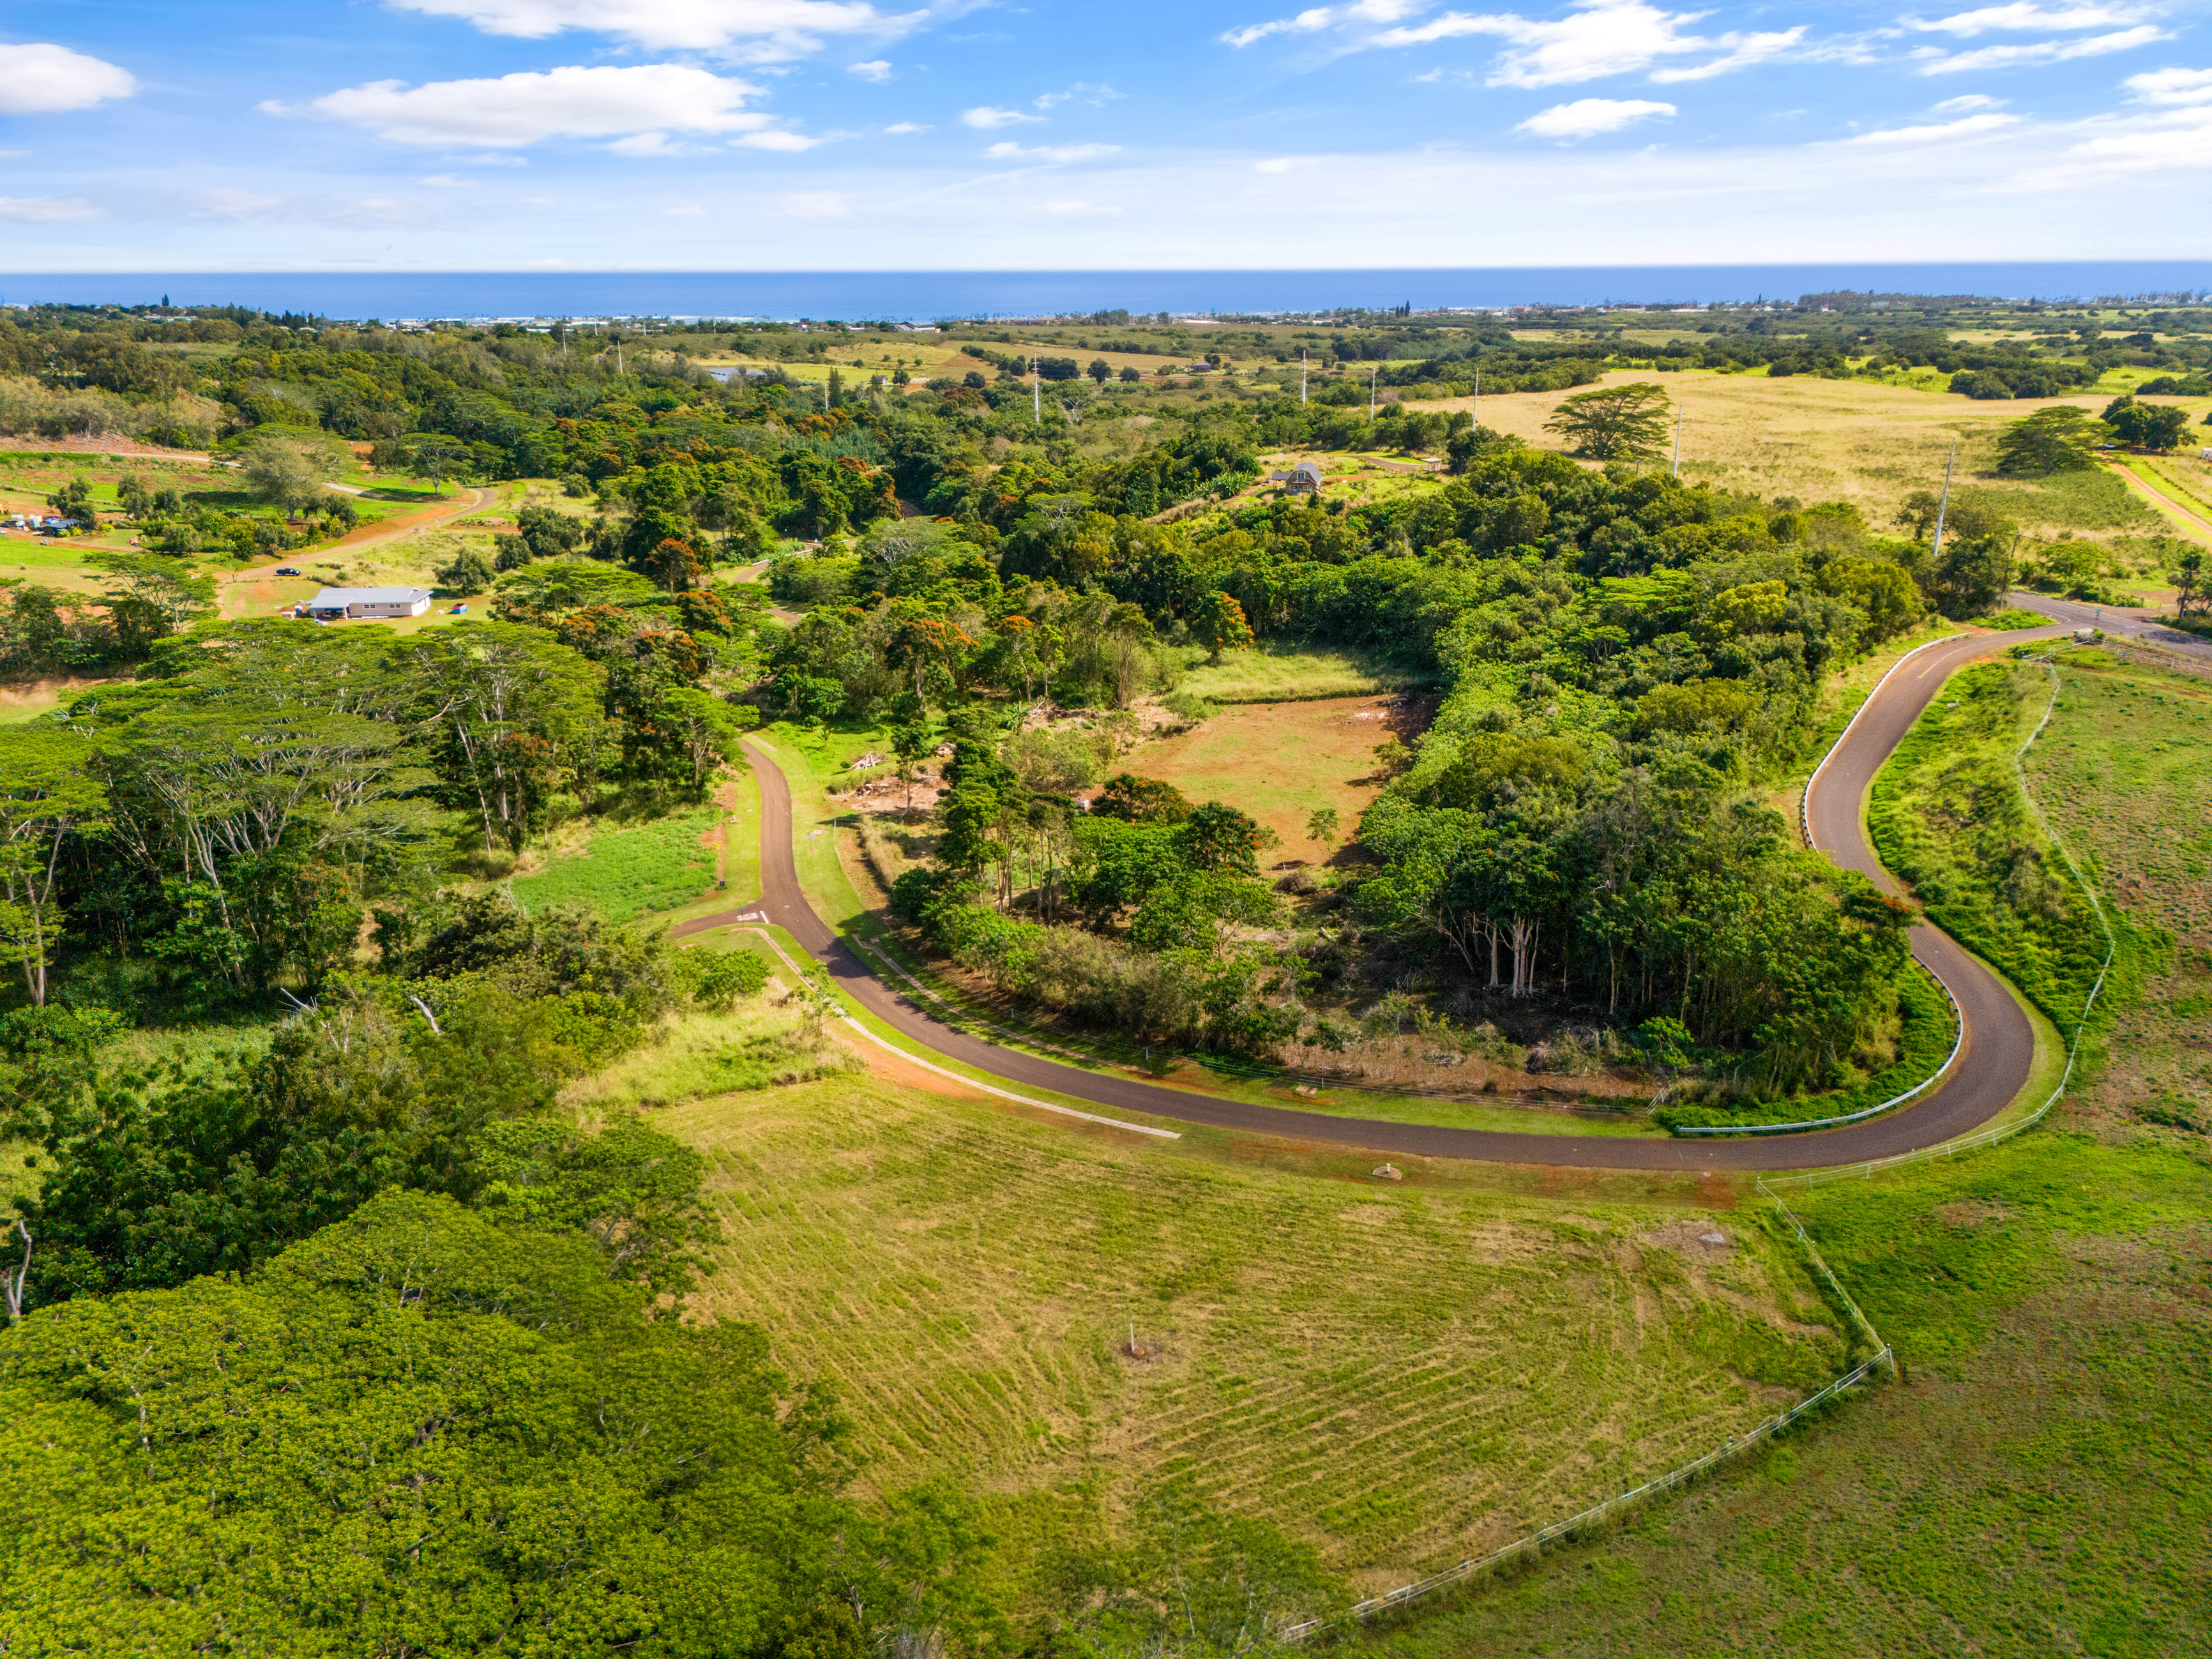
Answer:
top-left (1287, 655), bottom-right (2114, 1644)
top-left (1761, 656), bottom-right (2116, 1192)
top-left (1280, 1349), bottom-right (1892, 1644)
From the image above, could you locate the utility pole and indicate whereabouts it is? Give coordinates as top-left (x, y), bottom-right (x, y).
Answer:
top-left (1032, 356), bottom-right (1041, 423)
top-left (1930, 445), bottom-right (1957, 564)
top-left (1300, 349), bottom-right (1307, 406)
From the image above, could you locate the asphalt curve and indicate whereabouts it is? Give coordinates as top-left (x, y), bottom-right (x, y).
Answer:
top-left (692, 632), bottom-right (2063, 1171)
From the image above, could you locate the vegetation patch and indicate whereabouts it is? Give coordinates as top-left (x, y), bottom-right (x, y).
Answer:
top-left (511, 805), bottom-right (722, 923)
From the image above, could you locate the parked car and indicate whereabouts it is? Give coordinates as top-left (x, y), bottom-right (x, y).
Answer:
top-left (275, 566), bottom-right (301, 576)
top-left (450, 603), bottom-right (468, 614)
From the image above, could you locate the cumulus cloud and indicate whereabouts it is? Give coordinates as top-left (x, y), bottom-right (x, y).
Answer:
top-left (2125, 66), bottom-right (2212, 103)
top-left (1932, 92), bottom-right (2006, 110)
top-left (1515, 96), bottom-right (1675, 139)
top-left (883, 119), bottom-right (928, 132)
top-left (848, 59), bottom-right (892, 80)
top-left (1916, 24), bottom-right (2167, 72)
top-left (960, 105), bottom-right (1042, 128)
top-left (0, 43), bottom-right (136, 115)
top-left (736, 128), bottom-right (827, 149)
top-left (1844, 111), bottom-right (2019, 142)
top-left (780, 190), bottom-right (851, 216)
top-left (0, 195), bottom-right (103, 222)
top-left (269, 64), bottom-right (781, 148)
top-left (981, 140), bottom-right (1121, 162)
top-left (2015, 101), bottom-right (2212, 182)
top-left (385, 0), bottom-right (927, 59)
top-left (1902, 4), bottom-right (2156, 36)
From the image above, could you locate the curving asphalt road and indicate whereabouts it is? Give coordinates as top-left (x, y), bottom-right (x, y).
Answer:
top-left (690, 629), bottom-right (2068, 1170)
top-left (2007, 591), bottom-right (2212, 663)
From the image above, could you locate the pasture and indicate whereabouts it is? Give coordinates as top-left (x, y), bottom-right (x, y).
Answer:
top-left (509, 803), bottom-right (722, 922)
top-left (1406, 370), bottom-right (2194, 543)
top-left (665, 1065), bottom-right (1845, 1598)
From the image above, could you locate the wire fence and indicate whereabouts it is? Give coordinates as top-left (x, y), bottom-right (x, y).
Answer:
top-left (1761, 656), bottom-right (2116, 1193)
top-left (1287, 655), bottom-right (2115, 1645)
top-left (1280, 1348), bottom-right (1893, 1645)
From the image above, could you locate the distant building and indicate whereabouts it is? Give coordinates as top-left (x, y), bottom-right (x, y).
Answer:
top-left (305, 586), bottom-right (432, 620)
top-left (1269, 461), bottom-right (1324, 494)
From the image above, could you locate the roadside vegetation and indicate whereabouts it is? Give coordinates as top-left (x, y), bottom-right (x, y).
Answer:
top-left (1, 291), bottom-right (2208, 1655)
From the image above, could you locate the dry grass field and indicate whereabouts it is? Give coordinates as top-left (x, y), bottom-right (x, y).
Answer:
top-left (1407, 370), bottom-right (2208, 542)
top-left (665, 1066), bottom-right (1845, 1597)
top-left (1130, 693), bottom-right (1426, 864)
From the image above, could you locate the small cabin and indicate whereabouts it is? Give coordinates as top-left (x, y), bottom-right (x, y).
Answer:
top-left (1270, 461), bottom-right (1324, 494)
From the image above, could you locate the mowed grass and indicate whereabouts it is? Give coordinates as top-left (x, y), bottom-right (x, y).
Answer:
top-left (665, 1069), bottom-right (1846, 1595)
top-left (2021, 649), bottom-right (2212, 1139)
top-left (1352, 1133), bottom-right (2212, 1658)
top-left (1133, 694), bottom-right (1416, 863)
top-left (510, 804), bottom-right (720, 922)
top-left (1407, 370), bottom-right (2163, 538)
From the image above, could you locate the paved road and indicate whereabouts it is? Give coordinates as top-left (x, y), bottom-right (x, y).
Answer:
top-left (701, 632), bottom-right (2066, 1169)
top-left (2008, 591), bottom-right (2212, 663)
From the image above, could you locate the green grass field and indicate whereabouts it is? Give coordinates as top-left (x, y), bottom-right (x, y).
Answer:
top-left (1172, 645), bottom-right (1428, 706)
top-left (509, 804), bottom-right (721, 922)
top-left (666, 1066), bottom-right (1847, 1604)
top-left (1350, 646), bottom-right (2212, 1656)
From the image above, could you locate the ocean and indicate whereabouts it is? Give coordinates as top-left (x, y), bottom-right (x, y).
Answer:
top-left (3, 263), bottom-right (2208, 322)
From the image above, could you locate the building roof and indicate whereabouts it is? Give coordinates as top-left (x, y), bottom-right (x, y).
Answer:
top-left (307, 586), bottom-right (431, 608)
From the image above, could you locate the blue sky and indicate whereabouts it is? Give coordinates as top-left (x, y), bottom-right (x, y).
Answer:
top-left (4, 1), bottom-right (2211, 269)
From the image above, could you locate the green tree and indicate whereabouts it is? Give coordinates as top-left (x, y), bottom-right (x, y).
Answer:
top-left (1543, 382), bottom-right (1671, 460)
top-left (2172, 547), bottom-right (2206, 621)
top-left (1305, 805), bottom-right (1339, 846)
top-left (436, 543), bottom-right (496, 595)
top-left (83, 550), bottom-right (217, 638)
top-left (238, 431), bottom-right (349, 511)
top-left (1091, 773), bottom-right (1191, 823)
top-left (1087, 358), bottom-right (1112, 384)
top-left (0, 729), bottom-right (109, 1006)
top-left (2104, 398), bottom-right (2189, 451)
top-left (1995, 406), bottom-right (2101, 476)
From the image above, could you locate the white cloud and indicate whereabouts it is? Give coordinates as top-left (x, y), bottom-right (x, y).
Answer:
top-left (2125, 66), bottom-right (2212, 103)
top-left (1932, 92), bottom-right (2005, 110)
top-left (2015, 100), bottom-right (2212, 181)
top-left (420, 173), bottom-right (474, 186)
top-left (1516, 96), bottom-right (1675, 139)
top-left (848, 59), bottom-right (892, 80)
top-left (961, 105), bottom-right (1042, 128)
top-left (273, 64), bottom-right (776, 147)
top-left (457, 151), bottom-right (531, 165)
top-left (385, 0), bottom-right (927, 60)
top-left (0, 195), bottom-right (102, 222)
top-left (981, 140), bottom-right (1122, 162)
top-left (884, 119), bottom-right (928, 132)
top-left (1254, 155), bottom-right (1315, 171)
top-left (736, 128), bottom-right (827, 149)
top-left (665, 203), bottom-right (708, 215)
top-left (1903, 4), bottom-right (2156, 37)
top-left (1917, 24), bottom-right (2167, 72)
top-left (1363, 3), bottom-right (1811, 89)
top-left (1222, 3), bottom-right (1420, 49)
top-left (1844, 110), bottom-right (2020, 142)
top-left (780, 190), bottom-right (851, 216)
top-left (1040, 197), bottom-right (1112, 214)
top-left (1035, 82), bottom-right (1123, 109)
top-left (0, 43), bottom-right (136, 115)
top-left (1649, 28), bottom-right (1807, 83)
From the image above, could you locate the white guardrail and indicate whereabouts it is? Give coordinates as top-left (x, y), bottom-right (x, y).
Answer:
top-left (1285, 655), bottom-right (2117, 1643)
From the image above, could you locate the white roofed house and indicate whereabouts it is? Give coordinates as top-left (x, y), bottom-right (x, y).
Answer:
top-left (303, 586), bottom-right (433, 621)
top-left (1269, 460), bottom-right (1325, 494)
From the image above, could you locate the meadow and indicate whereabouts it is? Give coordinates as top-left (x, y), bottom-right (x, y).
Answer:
top-left (509, 803), bottom-right (722, 922)
top-left (1405, 370), bottom-right (2185, 545)
top-left (665, 1064), bottom-right (1849, 1603)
